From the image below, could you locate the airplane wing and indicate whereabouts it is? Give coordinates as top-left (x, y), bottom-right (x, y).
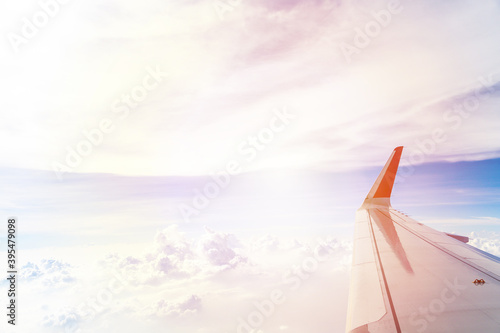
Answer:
top-left (346, 146), bottom-right (500, 333)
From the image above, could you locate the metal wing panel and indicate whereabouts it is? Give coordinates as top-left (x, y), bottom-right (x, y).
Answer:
top-left (387, 209), bottom-right (500, 278)
top-left (368, 207), bottom-right (500, 332)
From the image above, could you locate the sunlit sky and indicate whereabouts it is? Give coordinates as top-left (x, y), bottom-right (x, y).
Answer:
top-left (2, 0), bottom-right (500, 176)
top-left (1, 0), bottom-right (500, 332)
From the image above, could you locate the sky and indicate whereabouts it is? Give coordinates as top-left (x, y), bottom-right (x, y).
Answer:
top-left (1, 0), bottom-right (500, 332)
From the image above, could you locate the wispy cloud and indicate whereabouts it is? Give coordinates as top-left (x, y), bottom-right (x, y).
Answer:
top-left (421, 216), bottom-right (500, 226)
top-left (2, 0), bottom-right (500, 176)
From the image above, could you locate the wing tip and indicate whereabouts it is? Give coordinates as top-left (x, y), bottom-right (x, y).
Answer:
top-left (365, 146), bottom-right (404, 201)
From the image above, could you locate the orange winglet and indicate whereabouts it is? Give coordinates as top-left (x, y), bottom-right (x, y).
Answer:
top-left (365, 146), bottom-right (404, 200)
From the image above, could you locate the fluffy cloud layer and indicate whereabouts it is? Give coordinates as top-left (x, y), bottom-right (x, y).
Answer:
top-left (10, 226), bottom-right (351, 333)
top-left (5, 225), bottom-right (499, 333)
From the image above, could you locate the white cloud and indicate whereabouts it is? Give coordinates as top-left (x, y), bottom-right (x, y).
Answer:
top-left (42, 308), bottom-right (81, 328)
top-left (100, 225), bottom-right (247, 287)
top-left (19, 259), bottom-right (75, 288)
top-left (469, 231), bottom-right (500, 256)
top-left (146, 295), bottom-right (202, 318)
top-left (198, 227), bottom-right (247, 268)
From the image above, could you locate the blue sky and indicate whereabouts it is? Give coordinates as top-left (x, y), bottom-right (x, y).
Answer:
top-left (1, 0), bottom-right (500, 332)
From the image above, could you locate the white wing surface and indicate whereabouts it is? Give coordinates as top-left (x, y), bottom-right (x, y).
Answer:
top-left (346, 146), bottom-right (500, 333)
